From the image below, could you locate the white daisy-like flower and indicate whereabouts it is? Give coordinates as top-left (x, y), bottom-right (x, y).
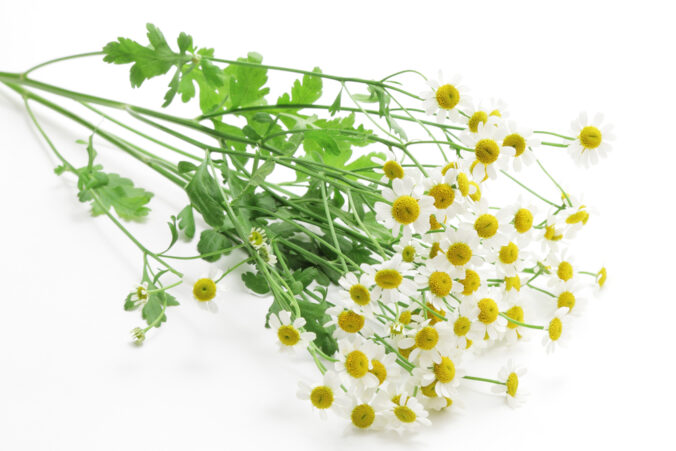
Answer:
top-left (502, 120), bottom-right (541, 171)
top-left (488, 237), bottom-right (530, 278)
top-left (380, 159), bottom-right (406, 184)
top-left (416, 349), bottom-right (465, 398)
top-left (325, 306), bottom-right (378, 340)
top-left (414, 259), bottom-right (462, 310)
top-left (258, 242), bottom-right (277, 265)
top-left (334, 337), bottom-right (380, 392)
top-left (433, 225), bottom-right (483, 270)
top-left (543, 306), bottom-right (570, 354)
top-left (374, 176), bottom-right (435, 237)
top-left (502, 296), bottom-right (527, 345)
top-left (550, 279), bottom-right (586, 317)
top-left (367, 341), bottom-right (400, 389)
top-left (491, 360), bottom-right (528, 408)
top-left (247, 226), bottom-right (267, 249)
top-left (501, 197), bottom-right (538, 247)
top-left (269, 310), bottom-right (316, 353)
top-left (362, 254), bottom-right (418, 305)
top-left (541, 213), bottom-right (566, 255)
top-left (467, 289), bottom-right (508, 342)
top-left (420, 71), bottom-right (471, 124)
top-left (422, 168), bottom-right (464, 222)
top-left (545, 250), bottom-right (577, 287)
top-left (568, 112), bottom-right (614, 167)
top-left (297, 371), bottom-right (342, 419)
top-left (468, 198), bottom-right (512, 247)
top-left (384, 395), bottom-right (431, 434)
top-left (458, 267), bottom-right (484, 297)
top-left (337, 272), bottom-right (377, 315)
top-left (186, 268), bottom-right (224, 313)
top-left (462, 118), bottom-right (513, 181)
top-left (461, 99), bottom-right (509, 133)
top-left (129, 281), bottom-right (149, 308)
top-left (398, 320), bottom-right (454, 367)
top-left (393, 237), bottom-right (426, 265)
top-left (448, 298), bottom-right (480, 350)
top-left (334, 389), bottom-right (390, 431)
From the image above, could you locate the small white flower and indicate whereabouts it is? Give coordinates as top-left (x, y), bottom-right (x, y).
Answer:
top-left (297, 371), bottom-right (342, 419)
top-left (491, 360), bottom-right (528, 408)
top-left (568, 112), bottom-right (614, 167)
top-left (269, 310), bottom-right (316, 353)
top-left (501, 120), bottom-right (541, 172)
top-left (420, 71), bottom-right (471, 124)
top-left (384, 395), bottom-right (431, 434)
top-left (433, 225), bottom-right (483, 270)
top-left (416, 349), bottom-right (465, 398)
top-left (185, 268), bottom-right (224, 313)
top-left (247, 227), bottom-right (267, 249)
top-left (334, 337), bottom-right (380, 392)
top-left (258, 242), bottom-right (277, 265)
top-left (414, 260), bottom-right (462, 309)
top-left (362, 254), bottom-right (418, 305)
top-left (462, 118), bottom-right (513, 181)
top-left (129, 281), bottom-right (149, 308)
top-left (543, 307), bottom-right (570, 354)
top-left (374, 176), bottom-right (435, 237)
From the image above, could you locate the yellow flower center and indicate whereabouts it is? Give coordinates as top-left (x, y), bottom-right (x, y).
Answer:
top-left (429, 214), bottom-right (443, 231)
top-left (557, 291), bottom-right (576, 311)
top-left (394, 405), bottom-right (417, 423)
top-left (338, 310), bottom-right (365, 333)
top-left (136, 285), bottom-right (148, 300)
top-left (544, 225), bottom-right (563, 241)
top-left (557, 262), bottom-right (573, 281)
top-left (399, 311), bottom-right (412, 325)
top-left (434, 356), bottom-right (456, 383)
top-left (505, 275), bottom-right (521, 291)
top-left (503, 133), bottom-right (527, 156)
top-left (469, 182), bottom-right (482, 201)
top-left (421, 381), bottom-right (437, 398)
top-left (505, 305), bottom-right (524, 330)
top-left (383, 160), bottom-right (404, 180)
top-left (429, 271), bottom-right (453, 298)
top-left (548, 317), bottom-right (563, 341)
top-left (460, 269), bottom-right (481, 295)
top-left (478, 298), bottom-right (499, 324)
top-left (475, 139), bottom-right (500, 165)
top-left (475, 214), bottom-right (499, 238)
top-left (514, 208), bottom-right (533, 233)
top-left (566, 210), bottom-right (589, 225)
top-left (468, 111), bottom-right (488, 133)
top-left (435, 84), bottom-right (460, 110)
top-left (499, 242), bottom-right (519, 265)
top-left (453, 316), bottom-right (471, 336)
top-left (598, 267), bottom-right (607, 287)
top-left (375, 269), bottom-right (403, 289)
top-left (429, 183), bottom-right (455, 209)
top-left (193, 278), bottom-right (217, 302)
top-left (441, 162), bottom-right (457, 175)
top-left (399, 345), bottom-right (414, 359)
top-left (369, 359), bottom-right (387, 385)
top-left (579, 126), bottom-right (602, 149)
top-left (277, 325), bottom-right (300, 346)
top-left (349, 284), bottom-right (371, 306)
top-left (429, 242), bottom-right (442, 259)
top-left (506, 373), bottom-right (519, 397)
top-left (391, 195), bottom-right (420, 225)
top-left (457, 172), bottom-right (470, 196)
top-left (345, 350), bottom-right (369, 378)
top-left (415, 326), bottom-right (439, 350)
top-left (310, 386), bottom-right (334, 409)
top-left (446, 242), bottom-right (472, 266)
top-left (351, 404), bottom-right (375, 428)
top-left (402, 245), bottom-right (416, 263)
top-left (249, 230), bottom-right (265, 247)
top-left (426, 302), bottom-right (446, 325)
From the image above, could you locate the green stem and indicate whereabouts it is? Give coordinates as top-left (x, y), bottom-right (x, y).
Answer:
top-left (215, 257), bottom-right (254, 283)
top-left (499, 169), bottom-right (559, 208)
top-left (462, 375), bottom-right (505, 385)
top-left (499, 313), bottom-right (545, 330)
top-left (320, 180), bottom-right (348, 273)
top-left (23, 51), bottom-right (104, 76)
top-left (536, 159), bottom-right (572, 207)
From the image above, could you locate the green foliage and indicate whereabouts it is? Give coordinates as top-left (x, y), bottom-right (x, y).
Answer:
top-left (242, 271), bottom-right (270, 294)
top-left (177, 205), bottom-right (195, 239)
top-left (185, 161), bottom-right (226, 228)
top-left (297, 298), bottom-right (337, 355)
top-left (197, 229), bottom-right (233, 262)
top-left (142, 290), bottom-right (180, 328)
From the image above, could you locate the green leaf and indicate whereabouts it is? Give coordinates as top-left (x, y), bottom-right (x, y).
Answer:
top-left (177, 205), bottom-right (196, 239)
top-left (142, 291), bottom-right (179, 328)
top-left (297, 299), bottom-right (337, 355)
top-left (185, 161), bottom-right (226, 228)
top-left (78, 172), bottom-right (153, 220)
top-left (103, 23), bottom-right (186, 89)
top-left (226, 52), bottom-right (270, 110)
top-left (242, 271), bottom-right (270, 294)
top-left (249, 160), bottom-right (275, 186)
top-left (328, 89), bottom-right (342, 116)
top-left (196, 229), bottom-right (233, 262)
top-left (177, 161), bottom-right (198, 173)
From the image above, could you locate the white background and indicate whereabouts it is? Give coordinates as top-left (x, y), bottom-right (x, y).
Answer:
top-left (1, 1), bottom-right (674, 449)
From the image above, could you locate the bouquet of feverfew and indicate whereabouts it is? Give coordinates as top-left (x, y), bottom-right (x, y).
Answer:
top-left (0, 24), bottom-right (611, 433)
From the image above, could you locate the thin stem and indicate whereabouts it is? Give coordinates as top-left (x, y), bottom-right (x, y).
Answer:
top-left (462, 375), bottom-right (505, 386)
top-left (23, 51), bottom-right (104, 76)
top-left (320, 180), bottom-right (348, 273)
top-left (499, 169), bottom-right (560, 208)
top-left (536, 159), bottom-right (572, 207)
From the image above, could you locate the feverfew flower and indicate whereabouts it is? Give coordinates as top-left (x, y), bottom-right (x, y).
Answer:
top-left (297, 371), bottom-right (342, 419)
top-left (462, 119), bottom-right (513, 181)
top-left (568, 112), bottom-right (615, 167)
top-left (543, 307), bottom-right (570, 353)
top-left (491, 360), bottom-right (528, 408)
top-left (421, 71), bottom-right (471, 124)
top-left (270, 310), bottom-right (316, 353)
top-left (186, 268), bottom-right (224, 313)
top-left (363, 254), bottom-right (417, 304)
top-left (375, 176), bottom-right (434, 237)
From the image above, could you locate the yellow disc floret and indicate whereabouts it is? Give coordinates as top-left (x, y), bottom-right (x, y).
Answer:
top-left (478, 298), bottom-right (499, 324)
top-left (277, 325), bottom-right (300, 346)
top-left (505, 275), bottom-right (521, 291)
top-left (503, 133), bottom-right (527, 156)
top-left (383, 160), bottom-right (405, 180)
top-left (338, 310), bottom-right (365, 333)
top-left (557, 291), bottom-right (576, 311)
top-left (429, 271), bottom-right (453, 298)
top-left (557, 262), bottom-right (573, 281)
top-left (394, 405), bottom-right (417, 423)
top-left (349, 284), bottom-right (371, 306)
top-left (391, 196), bottom-right (420, 224)
top-left (579, 126), bottom-right (602, 149)
top-left (460, 269), bottom-right (481, 295)
top-left (433, 356), bottom-right (456, 383)
top-left (193, 278), bottom-right (217, 302)
top-left (351, 404), bottom-right (375, 428)
top-left (468, 111), bottom-right (488, 133)
top-left (447, 242), bottom-right (472, 266)
top-left (345, 350), bottom-right (369, 378)
top-left (310, 386), bottom-right (334, 409)
top-left (399, 310), bottom-right (412, 325)
top-left (505, 305), bottom-right (524, 330)
top-left (475, 214), bottom-right (499, 238)
top-left (548, 317), bottom-right (562, 341)
top-left (597, 267), bottom-right (607, 287)
top-left (514, 208), bottom-right (533, 233)
top-left (369, 359), bottom-right (387, 385)
top-left (435, 84), bottom-right (460, 110)
top-left (453, 316), bottom-right (471, 336)
top-left (415, 326), bottom-right (439, 350)
top-left (429, 242), bottom-right (442, 259)
top-left (429, 183), bottom-right (455, 209)
top-left (457, 172), bottom-right (470, 196)
top-left (506, 373), bottom-right (519, 397)
top-left (375, 269), bottom-right (403, 289)
top-left (499, 242), bottom-right (519, 265)
top-left (475, 139), bottom-right (500, 165)
top-left (402, 245), bottom-right (416, 263)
